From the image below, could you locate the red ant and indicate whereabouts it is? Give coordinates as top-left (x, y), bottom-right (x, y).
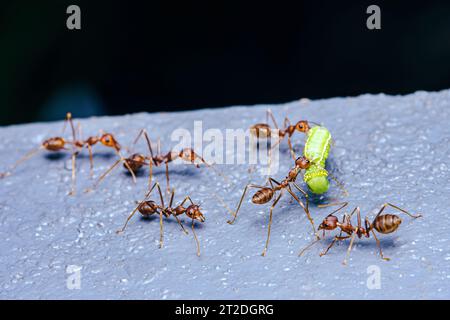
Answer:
top-left (116, 182), bottom-right (205, 256)
top-left (250, 109), bottom-right (320, 160)
top-left (88, 129), bottom-right (225, 193)
top-left (225, 155), bottom-right (317, 256)
top-left (299, 202), bottom-right (422, 265)
top-left (0, 112), bottom-right (132, 195)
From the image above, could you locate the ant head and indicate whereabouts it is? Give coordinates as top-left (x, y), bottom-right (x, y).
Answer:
top-left (100, 133), bottom-right (120, 150)
top-left (318, 215), bottom-right (338, 231)
top-left (295, 156), bottom-right (310, 169)
top-left (295, 121), bottom-right (310, 133)
top-left (186, 204), bottom-right (205, 222)
top-left (43, 137), bottom-right (66, 151)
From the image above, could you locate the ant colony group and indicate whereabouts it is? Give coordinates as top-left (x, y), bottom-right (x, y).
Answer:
top-left (0, 111), bottom-right (422, 263)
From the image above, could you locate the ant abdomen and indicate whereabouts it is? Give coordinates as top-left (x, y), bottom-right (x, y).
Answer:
top-left (250, 123), bottom-right (271, 138)
top-left (124, 154), bottom-right (146, 172)
top-left (252, 188), bottom-right (274, 204)
top-left (138, 201), bottom-right (158, 217)
top-left (373, 214), bottom-right (402, 234)
top-left (43, 137), bottom-right (66, 151)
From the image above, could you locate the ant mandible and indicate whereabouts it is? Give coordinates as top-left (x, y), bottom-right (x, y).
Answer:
top-left (226, 155), bottom-right (317, 257)
top-left (299, 202), bottom-right (422, 265)
top-left (116, 182), bottom-right (205, 256)
top-left (250, 109), bottom-right (320, 160)
top-left (0, 112), bottom-right (132, 195)
top-left (89, 128), bottom-right (225, 193)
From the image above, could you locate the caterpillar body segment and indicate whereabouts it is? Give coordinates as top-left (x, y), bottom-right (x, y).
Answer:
top-left (303, 126), bottom-right (332, 194)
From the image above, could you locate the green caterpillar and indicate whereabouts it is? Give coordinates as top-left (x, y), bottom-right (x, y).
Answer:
top-left (303, 126), bottom-right (331, 194)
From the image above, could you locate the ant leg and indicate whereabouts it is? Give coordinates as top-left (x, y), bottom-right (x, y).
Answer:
top-left (62, 112), bottom-right (77, 141)
top-left (298, 238), bottom-right (321, 257)
top-left (87, 144), bottom-right (94, 177)
top-left (154, 181), bottom-right (165, 208)
top-left (182, 148), bottom-right (229, 183)
top-left (327, 171), bottom-right (349, 197)
top-left (368, 217), bottom-right (390, 261)
top-left (148, 158), bottom-right (153, 190)
top-left (140, 131), bottom-right (155, 189)
top-left (287, 136), bottom-right (296, 160)
top-left (285, 186), bottom-right (317, 238)
top-left (168, 188), bottom-right (175, 207)
top-left (318, 202), bottom-right (349, 216)
top-left (342, 232), bottom-right (357, 265)
top-left (116, 182), bottom-right (159, 233)
top-left (158, 211), bottom-right (164, 249)
top-left (289, 182), bottom-right (318, 238)
top-left (377, 203), bottom-right (422, 219)
top-left (142, 130), bottom-right (154, 158)
top-left (356, 207), bottom-right (362, 231)
top-left (0, 146), bottom-right (44, 178)
top-left (320, 234), bottom-right (350, 257)
top-left (131, 128), bottom-right (155, 187)
top-left (261, 191), bottom-right (283, 257)
top-left (130, 129), bottom-right (154, 156)
top-left (213, 192), bottom-right (235, 218)
top-left (168, 189), bottom-right (188, 235)
top-left (128, 128), bottom-right (154, 188)
top-left (291, 182), bottom-right (310, 213)
top-left (165, 161), bottom-right (170, 194)
top-left (178, 196), bottom-right (190, 207)
top-left (68, 152), bottom-right (77, 196)
top-left (283, 117), bottom-right (292, 130)
top-left (173, 213), bottom-right (188, 235)
top-left (320, 236), bottom-right (338, 257)
top-left (266, 109), bottom-right (279, 130)
top-left (176, 191), bottom-right (201, 254)
top-left (227, 184), bottom-right (266, 224)
top-left (87, 157), bottom-right (123, 191)
top-left (118, 151), bottom-right (137, 184)
top-left (191, 218), bottom-right (201, 257)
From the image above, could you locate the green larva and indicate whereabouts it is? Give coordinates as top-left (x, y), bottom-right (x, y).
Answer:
top-left (303, 126), bottom-right (331, 194)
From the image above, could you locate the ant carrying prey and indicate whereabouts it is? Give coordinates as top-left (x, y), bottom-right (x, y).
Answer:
top-left (88, 128), bottom-right (226, 193)
top-left (299, 202), bottom-right (422, 265)
top-left (0, 112), bottom-right (131, 195)
top-left (226, 155), bottom-right (317, 257)
top-left (116, 182), bottom-right (205, 256)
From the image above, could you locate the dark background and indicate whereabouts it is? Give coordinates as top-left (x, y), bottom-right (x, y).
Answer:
top-left (1, 1), bottom-right (450, 125)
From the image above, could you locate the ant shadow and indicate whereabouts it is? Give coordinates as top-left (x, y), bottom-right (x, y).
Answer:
top-left (138, 214), bottom-right (205, 230)
top-left (123, 165), bottom-right (200, 179)
top-left (319, 235), bottom-right (397, 250)
top-left (124, 169), bottom-right (147, 178)
top-left (76, 152), bottom-right (116, 161)
top-left (44, 153), bottom-right (67, 161)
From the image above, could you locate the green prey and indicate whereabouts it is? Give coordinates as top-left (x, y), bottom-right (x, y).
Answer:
top-left (303, 126), bottom-right (332, 194)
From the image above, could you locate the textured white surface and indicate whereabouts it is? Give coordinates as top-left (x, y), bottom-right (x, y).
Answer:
top-left (0, 90), bottom-right (449, 299)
